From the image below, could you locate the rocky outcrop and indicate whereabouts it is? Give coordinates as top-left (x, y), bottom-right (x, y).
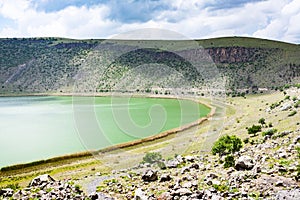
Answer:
top-left (206, 47), bottom-right (258, 63)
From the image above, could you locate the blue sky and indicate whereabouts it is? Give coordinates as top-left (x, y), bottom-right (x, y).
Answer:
top-left (0, 0), bottom-right (299, 43)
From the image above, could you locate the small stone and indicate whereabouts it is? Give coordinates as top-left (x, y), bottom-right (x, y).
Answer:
top-left (182, 182), bottom-right (192, 188)
top-left (89, 192), bottom-right (98, 200)
top-left (205, 173), bottom-right (218, 179)
top-left (189, 163), bottom-right (199, 170)
top-left (211, 194), bottom-right (222, 200)
top-left (185, 156), bottom-right (195, 162)
top-left (181, 167), bottom-right (190, 174)
top-left (158, 192), bottom-right (172, 200)
top-left (95, 172), bottom-right (101, 176)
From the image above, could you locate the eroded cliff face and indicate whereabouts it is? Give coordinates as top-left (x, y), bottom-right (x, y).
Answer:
top-left (206, 47), bottom-right (260, 63)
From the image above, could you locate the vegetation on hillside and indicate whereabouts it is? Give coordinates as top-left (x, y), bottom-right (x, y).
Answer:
top-left (0, 37), bottom-right (299, 95)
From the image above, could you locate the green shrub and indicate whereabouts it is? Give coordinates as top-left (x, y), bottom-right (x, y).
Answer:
top-left (262, 128), bottom-right (278, 137)
top-left (212, 135), bottom-right (242, 157)
top-left (258, 118), bottom-right (266, 125)
top-left (270, 102), bottom-right (281, 109)
top-left (268, 122), bottom-right (273, 127)
top-left (288, 110), bottom-right (297, 117)
top-left (213, 183), bottom-right (229, 192)
top-left (295, 100), bottom-right (300, 108)
top-left (296, 147), bottom-right (300, 158)
top-left (157, 161), bottom-right (166, 169)
top-left (224, 155), bottom-right (235, 168)
top-left (143, 152), bottom-right (162, 164)
top-left (292, 96), bottom-right (297, 101)
top-left (0, 183), bottom-right (20, 190)
top-left (243, 138), bottom-right (249, 144)
top-left (247, 125), bottom-right (262, 136)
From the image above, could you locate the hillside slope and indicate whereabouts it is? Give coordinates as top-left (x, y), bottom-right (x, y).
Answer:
top-left (0, 37), bottom-right (299, 95)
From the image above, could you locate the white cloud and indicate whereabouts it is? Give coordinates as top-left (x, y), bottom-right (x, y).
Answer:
top-left (0, 0), bottom-right (299, 43)
top-left (253, 0), bottom-right (300, 42)
top-left (0, 0), bottom-right (115, 38)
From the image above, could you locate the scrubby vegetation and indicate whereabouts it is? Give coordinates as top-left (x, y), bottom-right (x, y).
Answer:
top-left (247, 124), bottom-right (262, 136)
top-left (211, 135), bottom-right (242, 157)
top-left (142, 152), bottom-right (163, 164)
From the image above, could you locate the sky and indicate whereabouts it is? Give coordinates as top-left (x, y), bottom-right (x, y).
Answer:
top-left (0, 0), bottom-right (299, 43)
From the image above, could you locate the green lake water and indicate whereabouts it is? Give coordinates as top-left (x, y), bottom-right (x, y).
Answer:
top-left (0, 96), bottom-right (210, 167)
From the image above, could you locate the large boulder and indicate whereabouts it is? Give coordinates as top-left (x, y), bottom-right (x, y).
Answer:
top-left (160, 174), bottom-right (172, 182)
top-left (174, 188), bottom-right (192, 196)
top-left (29, 174), bottom-right (55, 187)
top-left (142, 169), bottom-right (158, 182)
top-left (0, 188), bottom-right (14, 197)
top-left (280, 102), bottom-right (292, 111)
top-left (235, 156), bottom-right (255, 170)
top-left (165, 159), bottom-right (180, 168)
top-left (134, 188), bottom-right (148, 200)
top-left (275, 189), bottom-right (300, 200)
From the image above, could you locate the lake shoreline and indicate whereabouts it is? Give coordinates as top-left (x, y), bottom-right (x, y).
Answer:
top-left (0, 93), bottom-right (215, 171)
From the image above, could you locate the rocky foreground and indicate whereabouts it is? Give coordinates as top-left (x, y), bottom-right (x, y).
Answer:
top-left (1, 128), bottom-right (300, 200)
top-left (1, 91), bottom-right (300, 200)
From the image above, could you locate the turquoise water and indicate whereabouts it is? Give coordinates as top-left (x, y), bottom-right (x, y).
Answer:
top-left (0, 96), bottom-right (210, 167)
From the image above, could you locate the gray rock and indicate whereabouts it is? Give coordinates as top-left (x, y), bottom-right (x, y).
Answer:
top-left (278, 151), bottom-right (287, 158)
top-left (160, 174), bottom-right (172, 182)
top-left (235, 156), bottom-right (255, 170)
top-left (174, 188), bottom-right (192, 196)
top-left (189, 163), bottom-right (200, 170)
top-left (166, 159), bottom-right (180, 168)
top-left (142, 169), bottom-right (158, 182)
top-left (211, 194), bottom-right (222, 200)
top-left (277, 131), bottom-right (292, 138)
top-left (159, 192), bottom-right (172, 200)
top-left (30, 174), bottom-right (55, 187)
top-left (205, 173), bottom-right (218, 179)
top-left (293, 136), bottom-right (300, 144)
top-left (275, 189), bottom-right (300, 200)
top-left (134, 188), bottom-right (148, 200)
top-left (176, 155), bottom-right (185, 164)
top-left (280, 103), bottom-right (292, 111)
top-left (89, 192), bottom-right (98, 200)
top-left (181, 167), bottom-right (190, 174)
top-left (182, 182), bottom-right (192, 188)
top-left (275, 181), bottom-right (284, 187)
top-left (0, 188), bottom-right (14, 197)
top-left (185, 156), bottom-right (195, 162)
